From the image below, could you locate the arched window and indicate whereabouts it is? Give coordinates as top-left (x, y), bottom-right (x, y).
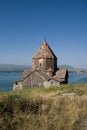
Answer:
top-left (40, 63), bottom-right (41, 66)
top-left (51, 81), bottom-right (53, 84)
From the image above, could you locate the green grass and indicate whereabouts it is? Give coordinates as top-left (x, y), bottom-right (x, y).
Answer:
top-left (0, 84), bottom-right (87, 130)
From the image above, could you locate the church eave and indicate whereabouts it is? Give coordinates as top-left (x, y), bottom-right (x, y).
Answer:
top-left (32, 57), bottom-right (57, 59)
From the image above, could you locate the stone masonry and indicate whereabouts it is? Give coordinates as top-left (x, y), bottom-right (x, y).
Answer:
top-left (13, 40), bottom-right (68, 90)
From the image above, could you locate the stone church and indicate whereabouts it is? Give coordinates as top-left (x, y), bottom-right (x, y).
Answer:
top-left (13, 40), bottom-right (68, 90)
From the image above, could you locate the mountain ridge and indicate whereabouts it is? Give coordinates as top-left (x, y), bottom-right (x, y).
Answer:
top-left (0, 64), bottom-right (86, 73)
top-left (0, 64), bottom-right (31, 71)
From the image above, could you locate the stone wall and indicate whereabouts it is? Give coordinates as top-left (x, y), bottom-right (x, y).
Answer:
top-left (32, 58), bottom-right (57, 74)
top-left (22, 71), bottom-right (44, 88)
top-left (44, 79), bottom-right (60, 88)
top-left (32, 58), bottom-right (46, 71)
top-left (46, 58), bottom-right (57, 73)
top-left (13, 81), bottom-right (23, 90)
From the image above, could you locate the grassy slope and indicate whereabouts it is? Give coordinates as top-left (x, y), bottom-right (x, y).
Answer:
top-left (0, 84), bottom-right (87, 130)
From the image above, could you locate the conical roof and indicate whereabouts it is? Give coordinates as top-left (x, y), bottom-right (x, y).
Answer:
top-left (33, 40), bottom-right (57, 59)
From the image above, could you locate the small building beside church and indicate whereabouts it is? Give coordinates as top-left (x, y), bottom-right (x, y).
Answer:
top-left (13, 40), bottom-right (68, 90)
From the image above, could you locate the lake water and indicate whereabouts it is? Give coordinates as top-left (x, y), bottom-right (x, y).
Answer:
top-left (0, 71), bottom-right (22, 91)
top-left (0, 71), bottom-right (87, 91)
top-left (69, 73), bottom-right (87, 84)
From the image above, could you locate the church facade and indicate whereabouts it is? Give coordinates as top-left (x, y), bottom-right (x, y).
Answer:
top-left (13, 40), bottom-right (68, 90)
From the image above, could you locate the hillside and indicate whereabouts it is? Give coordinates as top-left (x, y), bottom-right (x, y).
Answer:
top-left (59, 64), bottom-right (74, 70)
top-left (0, 64), bottom-right (31, 71)
top-left (59, 65), bottom-right (87, 74)
top-left (0, 84), bottom-right (87, 130)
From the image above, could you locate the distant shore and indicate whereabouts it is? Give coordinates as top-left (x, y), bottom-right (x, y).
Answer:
top-left (69, 70), bottom-right (87, 74)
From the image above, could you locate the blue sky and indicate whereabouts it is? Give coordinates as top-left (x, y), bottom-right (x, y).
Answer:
top-left (0, 0), bottom-right (87, 68)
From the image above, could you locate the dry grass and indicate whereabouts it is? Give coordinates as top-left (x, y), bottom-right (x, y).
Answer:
top-left (0, 84), bottom-right (87, 130)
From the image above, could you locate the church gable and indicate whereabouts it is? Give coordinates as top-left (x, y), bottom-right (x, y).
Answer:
top-left (21, 71), bottom-right (45, 88)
